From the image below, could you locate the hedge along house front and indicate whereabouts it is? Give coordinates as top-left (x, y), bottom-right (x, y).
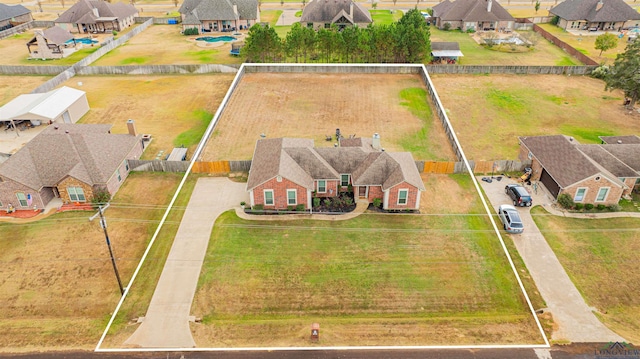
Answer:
top-left (518, 135), bottom-right (640, 206)
top-left (246, 135), bottom-right (425, 211)
top-left (0, 123), bottom-right (144, 212)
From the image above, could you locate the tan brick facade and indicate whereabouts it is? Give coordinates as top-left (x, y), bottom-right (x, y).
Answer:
top-left (253, 177), bottom-right (308, 209)
top-left (57, 176), bottom-right (94, 204)
top-left (562, 176), bottom-right (624, 206)
top-left (386, 181), bottom-right (420, 210)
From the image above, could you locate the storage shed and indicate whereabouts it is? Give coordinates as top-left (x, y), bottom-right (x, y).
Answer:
top-left (0, 86), bottom-right (89, 127)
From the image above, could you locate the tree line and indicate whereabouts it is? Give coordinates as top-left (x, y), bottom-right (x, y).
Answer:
top-left (242, 9), bottom-right (431, 64)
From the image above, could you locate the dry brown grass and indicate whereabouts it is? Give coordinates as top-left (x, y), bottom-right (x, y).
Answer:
top-left (201, 73), bottom-right (456, 162)
top-left (431, 74), bottom-right (640, 160)
top-left (93, 25), bottom-right (244, 65)
top-left (0, 172), bottom-right (183, 350)
top-left (0, 76), bottom-right (51, 105)
top-left (60, 74), bottom-right (234, 159)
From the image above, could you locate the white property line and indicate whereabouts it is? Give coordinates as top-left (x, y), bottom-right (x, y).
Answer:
top-left (96, 63), bottom-right (549, 352)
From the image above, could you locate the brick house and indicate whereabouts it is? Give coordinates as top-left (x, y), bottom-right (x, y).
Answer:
top-left (179, 0), bottom-right (259, 33)
top-left (0, 4), bottom-right (32, 31)
top-left (518, 135), bottom-right (640, 205)
top-left (54, 0), bottom-right (138, 34)
top-left (549, 0), bottom-right (640, 32)
top-left (432, 0), bottom-right (514, 32)
top-left (300, 0), bottom-right (372, 31)
top-left (0, 122), bottom-right (143, 212)
top-left (246, 136), bottom-right (425, 211)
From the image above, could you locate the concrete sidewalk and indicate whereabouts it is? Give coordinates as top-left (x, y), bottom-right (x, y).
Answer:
top-left (479, 176), bottom-right (625, 343)
top-left (125, 177), bottom-right (248, 348)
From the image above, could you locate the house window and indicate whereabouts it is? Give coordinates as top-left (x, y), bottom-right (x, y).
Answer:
top-left (307, 23), bottom-right (313, 28)
top-left (317, 180), bottom-right (326, 193)
top-left (264, 190), bottom-right (274, 205)
top-left (341, 174), bottom-right (350, 187)
top-left (117, 172), bottom-right (122, 182)
top-left (596, 187), bottom-right (609, 202)
top-left (287, 189), bottom-right (297, 205)
top-left (16, 192), bottom-right (28, 207)
top-left (397, 189), bottom-right (408, 205)
top-left (125, 161), bottom-right (130, 171)
top-left (574, 188), bottom-right (587, 202)
top-left (68, 187), bottom-right (86, 202)
top-left (324, 23), bottom-right (330, 28)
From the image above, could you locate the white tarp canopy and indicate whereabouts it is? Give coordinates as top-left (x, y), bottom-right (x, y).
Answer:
top-left (432, 50), bottom-right (464, 57)
top-left (0, 86), bottom-right (86, 123)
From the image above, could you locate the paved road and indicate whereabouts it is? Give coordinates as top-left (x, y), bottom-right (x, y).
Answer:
top-left (479, 176), bottom-right (625, 343)
top-left (124, 178), bottom-right (249, 348)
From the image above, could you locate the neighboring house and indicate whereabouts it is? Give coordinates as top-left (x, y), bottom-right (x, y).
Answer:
top-left (0, 122), bottom-right (144, 211)
top-left (0, 86), bottom-right (89, 133)
top-left (432, 0), bottom-right (514, 31)
top-left (431, 42), bottom-right (464, 63)
top-left (26, 27), bottom-right (75, 60)
top-left (600, 135), bottom-right (640, 145)
top-left (518, 135), bottom-right (640, 206)
top-left (179, 0), bottom-right (259, 33)
top-left (300, 0), bottom-right (372, 30)
top-left (54, 0), bottom-right (138, 34)
top-left (0, 4), bottom-right (32, 31)
top-left (549, 0), bottom-right (640, 31)
top-left (246, 135), bottom-right (425, 211)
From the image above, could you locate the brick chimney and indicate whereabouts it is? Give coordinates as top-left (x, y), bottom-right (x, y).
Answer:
top-left (487, 0), bottom-right (493, 12)
top-left (596, 0), bottom-right (603, 11)
top-left (127, 119), bottom-right (137, 136)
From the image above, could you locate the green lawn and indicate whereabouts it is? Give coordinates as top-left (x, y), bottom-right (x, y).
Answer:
top-left (370, 9), bottom-right (403, 25)
top-left (430, 28), bottom-right (581, 66)
top-left (531, 206), bottom-right (640, 343)
top-left (191, 175), bottom-right (545, 346)
top-left (260, 10), bottom-right (283, 27)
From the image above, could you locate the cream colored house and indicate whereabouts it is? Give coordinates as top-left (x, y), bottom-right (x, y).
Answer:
top-left (0, 86), bottom-right (89, 128)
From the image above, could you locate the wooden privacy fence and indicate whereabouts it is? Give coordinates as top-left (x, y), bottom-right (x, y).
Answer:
top-left (128, 160), bottom-right (189, 172)
top-left (192, 161), bottom-right (231, 173)
top-left (417, 160), bottom-right (531, 174)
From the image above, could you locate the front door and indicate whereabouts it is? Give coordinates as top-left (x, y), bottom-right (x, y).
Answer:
top-left (358, 186), bottom-right (367, 198)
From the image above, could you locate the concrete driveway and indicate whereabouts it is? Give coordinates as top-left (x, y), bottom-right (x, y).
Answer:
top-left (479, 176), bottom-right (625, 343)
top-left (125, 177), bottom-right (249, 348)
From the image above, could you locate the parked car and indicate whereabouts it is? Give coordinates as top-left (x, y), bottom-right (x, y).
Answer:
top-left (497, 204), bottom-right (524, 234)
top-left (505, 184), bottom-right (532, 207)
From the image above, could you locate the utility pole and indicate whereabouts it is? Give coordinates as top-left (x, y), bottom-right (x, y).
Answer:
top-left (91, 204), bottom-right (124, 295)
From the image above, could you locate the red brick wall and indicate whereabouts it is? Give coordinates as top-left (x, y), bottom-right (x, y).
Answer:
top-left (314, 180), bottom-right (339, 198)
top-left (367, 186), bottom-right (383, 203)
top-left (386, 182), bottom-right (419, 210)
top-left (253, 177), bottom-right (309, 209)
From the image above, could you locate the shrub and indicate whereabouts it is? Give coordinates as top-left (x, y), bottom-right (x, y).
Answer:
top-left (91, 190), bottom-right (111, 209)
top-left (296, 204), bottom-right (305, 211)
top-left (557, 193), bottom-right (574, 209)
top-left (443, 22), bottom-right (451, 31)
top-left (343, 197), bottom-right (353, 206)
top-left (608, 204), bottom-right (621, 212)
top-left (240, 201), bottom-right (246, 206)
top-left (112, 30), bottom-right (118, 36)
top-left (596, 204), bottom-right (606, 211)
top-left (323, 199), bottom-right (331, 207)
top-left (313, 197), bottom-right (321, 207)
top-left (550, 15), bottom-right (559, 25)
top-left (574, 203), bottom-right (583, 210)
top-left (590, 65), bottom-right (609, 79)
top-left (253, 204), bottom-right (264, 211)
top-left (288, 205), bottom-right (296, 212)
top-left (184, 27), bottom-right (199, 35)
top-left (466, 28), bottom-right (476, 33)
top-left (585, 203), bottom-right (594, 210)
top-left (373, 198), bottom-right (382, 208)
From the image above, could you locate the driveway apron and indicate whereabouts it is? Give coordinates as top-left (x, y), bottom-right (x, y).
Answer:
top-left (125, 177), bottom-right (248, 348)
top-left (479, 177), bottom-right (625, 343)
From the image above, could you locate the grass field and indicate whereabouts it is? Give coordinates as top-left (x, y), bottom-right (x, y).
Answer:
top-left (370, 9), bottom-right (403, 25)
top-left (537, 24), bottom-right (631, 64)
top-left (93, 25), bottom-right (244, 65)
top-left (60, 74), bottom-right (234, 160)
top-left (189, 174), bottom-right (546, 346)
top-left (430, 28), bottom-right (581, 65)
top-left (201, 73), bottom-right (455, 162)
top-left (0, 172), bottom-right (183, 350)
top-left (431, 74), bottom-right (640, 160)
top-left (0, 76), bottom-right (51, 105)
top-left (531, 206), bottom-right (640, 343)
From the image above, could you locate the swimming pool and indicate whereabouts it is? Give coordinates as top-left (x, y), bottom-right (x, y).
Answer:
top-left (195, 36), bottom-right (236, 43)
top-left (66, 38), bottom-right (99, 45)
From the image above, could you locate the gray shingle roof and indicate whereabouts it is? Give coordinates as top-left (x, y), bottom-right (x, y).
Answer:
top-left (550, 0), bottom-right (640, 22)
top-left (598, 144), bottom-right (640, 172)
top-left (300, 0), bottom-right (372, 24)
top-left (433, 0), bottom-right (514, 22)
top-left (599, 135), bottom-right (640, 144)
top-left (0, 3), bottom-right (31, 22)
top-left (431, 42), bottom-right (461, 51)
top-left (247, 138), bottom-right (424, 192)
top-left (33, 26), bottom-right (74, 45)
top-left (519, 135), bottom-right (602, 188)
top-left (180, 0), bottom-right (258, 22)
top-left (0, 124), bottom-right (140, 191)
top-left (576, 145), bottom-right (639, 178)
top-left (55, 0), bottom-right (137, 24)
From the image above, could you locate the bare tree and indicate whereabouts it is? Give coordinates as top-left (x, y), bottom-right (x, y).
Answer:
top-left (37, 0), bottom-right (43, 12)
top-left (60, 0), bottom-right (65, 8)
top-left (174, 0), bottom-right (179, 6)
